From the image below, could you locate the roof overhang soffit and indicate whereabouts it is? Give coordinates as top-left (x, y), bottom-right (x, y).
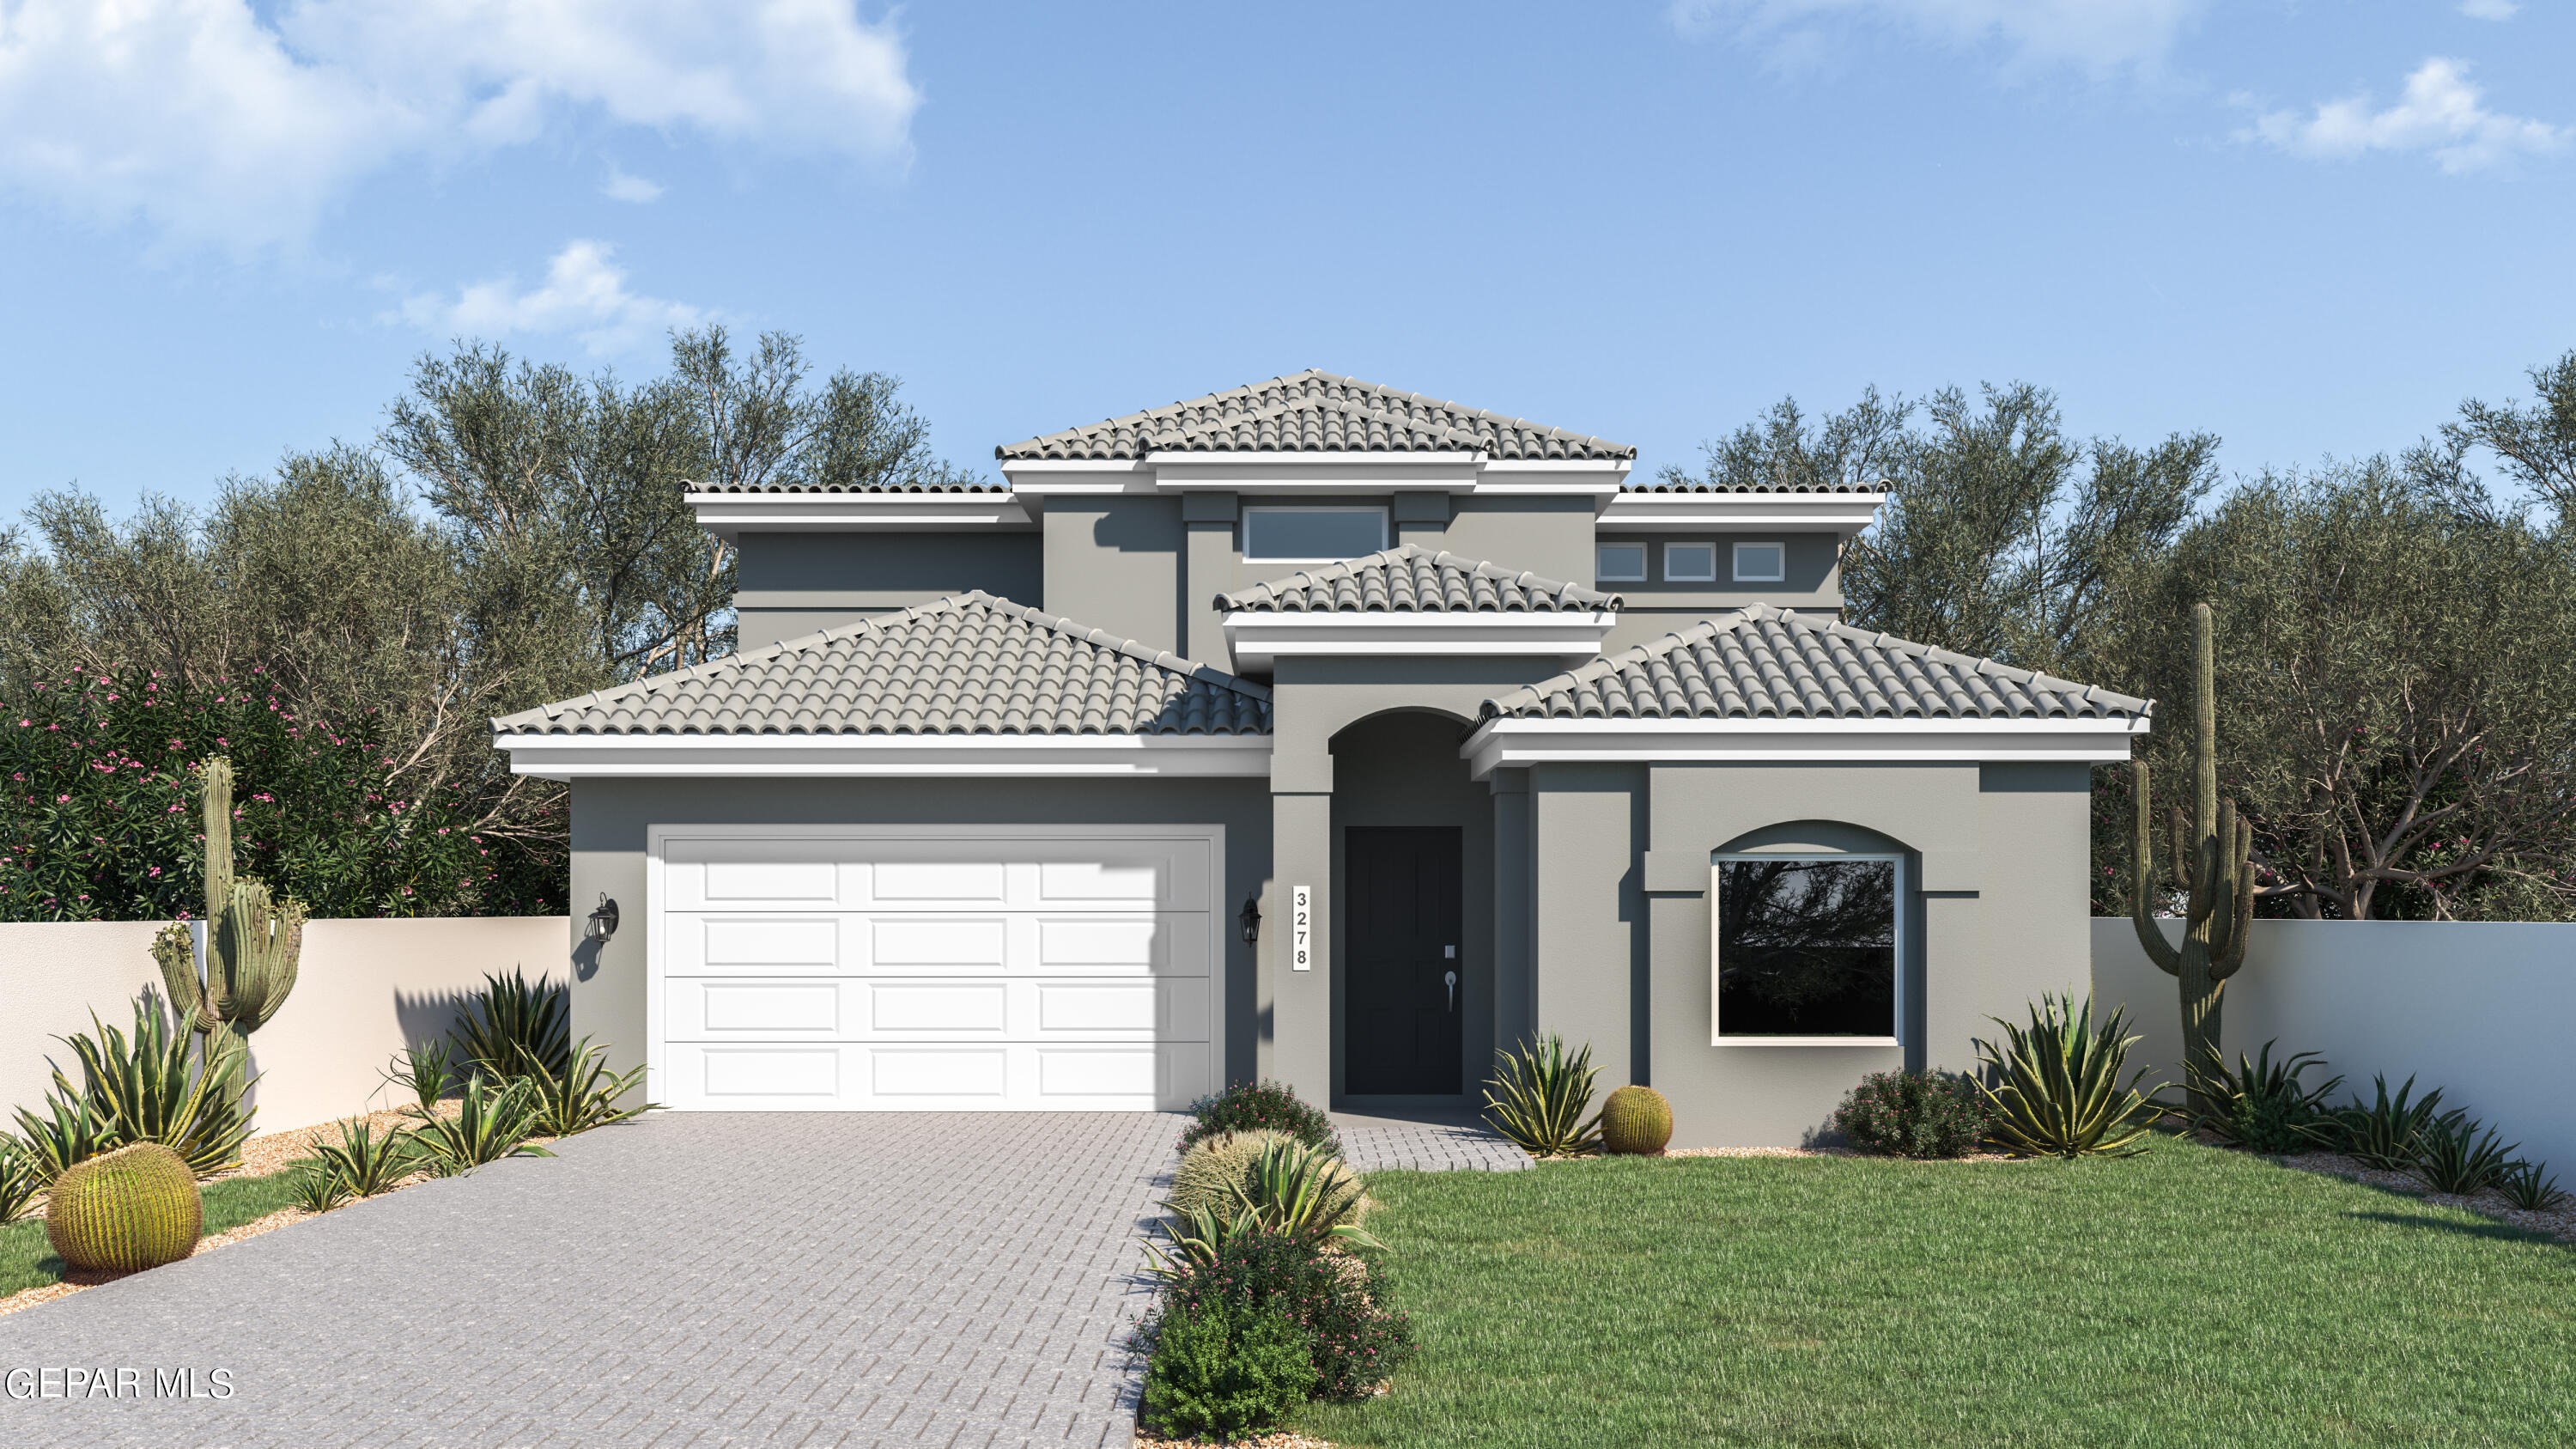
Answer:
top-left (1222, 611), bottom-right (1616, 673)
top-left (1458, 715), bottom-right (2148, 780)
top-left (686, 492), bottom-right (1036, 538)
top-left (1000, 453), bottom-right (1632, 500)
top-left (1594, 491), bottom-right (1888, 533)
top-left (494, 732), bottom-right (1273, 781)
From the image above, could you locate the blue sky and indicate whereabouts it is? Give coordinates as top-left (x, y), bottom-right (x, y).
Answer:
top-left (3, 1), bottom-right (2571, 517)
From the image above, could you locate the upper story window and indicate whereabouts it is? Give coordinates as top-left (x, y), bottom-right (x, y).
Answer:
top-left (1734, 541), bottom-right (1786, 583)
top-left (1242, 507), bottom-right (1389, 562)
top-left (1595, 543), bottom-right (1647, 582)
top-left (1663, 543), bottom-right (1717, 582)
top-left (1714, 855), bottom-right (1899, 1043)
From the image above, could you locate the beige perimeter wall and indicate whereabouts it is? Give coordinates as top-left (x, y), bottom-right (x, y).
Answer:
top-left (0, 916), bottom-right (571, 1138)
top-left (2095, 917), bottom-right (2576, 1175)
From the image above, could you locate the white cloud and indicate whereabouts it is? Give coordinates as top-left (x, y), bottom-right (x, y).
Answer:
top-left (2458, 0), bottom-right (2518, 20)
top-left (0, 0), bottom-right (919, 250)
top-left (1668, 0), bottom-right (2206, 76)
top-left (396, 240), bottom-right (708, 355)
top-left (602, 166), bottom-right (665, 204)
top-left (2251, 58), bottom-right (2567, 174)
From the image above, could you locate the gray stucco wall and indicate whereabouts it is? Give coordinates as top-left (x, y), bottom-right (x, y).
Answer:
top-left (732, 531), bottom-right (1044, 648)
top-left (567, 777), bottom-right (1273, 1093)
top-left (1597, 531), bottom-right (1844, 650)
top-left (1603, 759), bottom-right (2095, 1148)
top-left (1042, 497), bottom-right (1186, 655)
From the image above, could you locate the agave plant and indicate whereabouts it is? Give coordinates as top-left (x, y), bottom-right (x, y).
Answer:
top-left (2499, 1159), bottom-right (2567, 1212)
top-left (2180, 1039), bottom-right (2343, 1155)
top-left (11, 1093), bottom-right (109, 1183)
top-left (408, 1074), bottom-right (553, 1178)
top-left (1975, 994), bottom-right (2164, 1159)
top-left (383, 1038), bottom-right (455, 1117)
top-left (452, 970), bottom-right (571, 1081)
top-left (1141, 1202), bottom-right (1265, 1284)
top-left (1231, 1137), bottom-right (1385, 1251)
top-left (518, 1038), bottom-right (653, 1139)
top-left (0, 1136), bottom-right (40, 1223)
top-left (50, 997), bottom-right (253, 1175)
top-left (2412, 1114), bottom-right (2518, 1196)
top-left (1483, 1033), bottom-right (1601, 1158)
top-left (310, 1118), bottom-right (421, 1199)
top-left (290, 1166), bottom-right (351, 1215)
top-left (2324, 1075), bottom-right (2447, 1170)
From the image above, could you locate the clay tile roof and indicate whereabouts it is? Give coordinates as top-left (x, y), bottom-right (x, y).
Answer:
top-left (996, 370), bottom-right (1636, 462)
top-left (1216, 545), bottom-right (1623, 614)
top-left (491, 593), bottom-right (1271, 738)
top-left (683, 478), bottom-right (1009, 495)
top-left (1478, 604), bottom-right (2150, 722)
top-left (1618, 478), bottom-right (1893, 494)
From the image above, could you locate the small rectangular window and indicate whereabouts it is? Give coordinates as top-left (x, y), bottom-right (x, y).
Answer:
top-left (1734, 541), bottom-right (1786, 583)
top-left (1663, 543), bottom-right (1716, 582)
top-left (1714, 855), bottom-right (1899, 1042)
top-left (1595, 542), bottom-right (1647, 582)
top-left (1242, 508), bottom-right (1388, 562)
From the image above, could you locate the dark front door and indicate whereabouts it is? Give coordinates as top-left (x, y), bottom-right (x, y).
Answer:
top-left (1344, 826), bottom-right (1464, 1096)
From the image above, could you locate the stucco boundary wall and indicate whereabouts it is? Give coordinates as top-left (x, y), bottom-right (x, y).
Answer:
top-left (0, 917), bottom-right (571, 1139)
top-left (2093, 917), bottom-right (2576, 1175)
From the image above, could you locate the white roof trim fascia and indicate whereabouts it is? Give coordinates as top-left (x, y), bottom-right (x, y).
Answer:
top-left (1459, 715), bottom-right (2147, 779)
top-left (1002, 453), bottom-right (1630, 499)
top-left (1596, 492), bottom-right (1887, 532)
top-left (1222, 611), bottom-right (1615, 672)
top-left (495, 732), bottom-right (1273, 781)
top-left (687, 492), bottom-right (1034, 537)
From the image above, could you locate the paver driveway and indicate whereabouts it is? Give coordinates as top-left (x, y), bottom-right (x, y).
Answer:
top-left (0, 1112), bottom-right (1182, 1449)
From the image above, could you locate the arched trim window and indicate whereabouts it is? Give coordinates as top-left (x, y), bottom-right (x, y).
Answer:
top-left (1712, 843), bottom-right (1903, 1047)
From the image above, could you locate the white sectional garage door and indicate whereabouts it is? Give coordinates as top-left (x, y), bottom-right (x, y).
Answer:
top-left (648, 826), bottom-right (1221, 1111)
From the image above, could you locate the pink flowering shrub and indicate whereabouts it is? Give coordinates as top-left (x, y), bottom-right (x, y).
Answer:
top-left (0, 672), bottom-right (562, 920)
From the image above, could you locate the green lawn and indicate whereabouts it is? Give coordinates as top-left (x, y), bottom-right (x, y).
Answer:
top-left (0, 1166), bottom-right (313, 1298)
top-left (1300, 1137), bottom-right (2576, 1448)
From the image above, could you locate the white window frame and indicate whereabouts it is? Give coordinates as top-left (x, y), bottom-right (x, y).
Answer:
top-left (1595, 541), bottom-right (1648, 583)
top-left (1240, 505), bottom-right (1390, 563)
top-left (1662, 542), bottom-right (1717, 582)
top-left (1733, 540), bottom-right (1787, 583)
top-left (1710, 851), bottom-right (1902, 1047)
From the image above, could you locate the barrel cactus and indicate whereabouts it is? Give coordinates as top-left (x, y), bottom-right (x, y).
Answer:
top-left (1167, 1129), bottom-right (1363, 1230)
top-left (1599, 1085), bottom-right (1674, 1155)
top-left (46, 1142), bottom-right (204, 1273)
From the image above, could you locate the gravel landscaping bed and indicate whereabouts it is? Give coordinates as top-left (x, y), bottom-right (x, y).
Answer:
top-left (2272, 1148), bottom-right (2576, 1243)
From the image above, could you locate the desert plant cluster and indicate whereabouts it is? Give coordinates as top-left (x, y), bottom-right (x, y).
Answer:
top-left (1135, 1081), bottom-right (1414, 1441)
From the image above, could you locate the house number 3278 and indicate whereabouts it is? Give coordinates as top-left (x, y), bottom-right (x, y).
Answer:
top-left (1291, 885), bottom-right (1311, 971)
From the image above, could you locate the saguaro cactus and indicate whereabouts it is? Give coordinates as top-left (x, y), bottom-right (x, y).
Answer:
top-left (150, 758), bottom-right (303, 1129)
top-left (2129, 603), bottom-right (2256, 1111)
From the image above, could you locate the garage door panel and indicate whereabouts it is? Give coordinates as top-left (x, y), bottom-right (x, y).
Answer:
top-left (869, 916), bottom-right (1010, 969)
top-left (657, 1041), bottom-right (1212, 1110)
top-left (667, 976), bottom-right (1208, 1042)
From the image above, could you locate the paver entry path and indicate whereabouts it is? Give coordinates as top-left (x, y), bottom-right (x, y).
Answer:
top-left (0, 1112), bottom-right (1181, 1449)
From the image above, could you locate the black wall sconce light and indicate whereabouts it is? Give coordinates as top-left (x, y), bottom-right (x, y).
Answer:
top-left (1238, 896), bottom-right (1261, 945)
top-left (586, 893), bottom-right (620, 945)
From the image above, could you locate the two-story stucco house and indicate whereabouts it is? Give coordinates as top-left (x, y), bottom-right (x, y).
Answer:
top-left (494, 370), bottom-right (2151, 1147)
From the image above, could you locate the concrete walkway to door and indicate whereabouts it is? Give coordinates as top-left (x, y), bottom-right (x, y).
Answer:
top-left (0, 1112), bottom-right (1182, 1449)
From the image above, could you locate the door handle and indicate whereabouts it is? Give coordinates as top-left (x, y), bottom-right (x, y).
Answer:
top-left (1444, 970), bottom-right (1457, 1013)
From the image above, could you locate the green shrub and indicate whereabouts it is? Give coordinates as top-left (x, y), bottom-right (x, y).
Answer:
top-left (1832, 1070), bottom-right (1992, 1159)
top-left (1140, 1295), bottom-right (1318, 1440)
top-left (410, 1075), bottom-right (553, 1177)
top-left (452, 970), bottom-right (570, 1081)
top-left (1600, 1085), bottom-right (1674, 1155)
top-left (2324, 1075), bottom-right (2447, 1170)
top-left (46, 1142), bottom-right (202, 1272)
top-left (44, 995), bottom-right (252, 1175)
top-left (1975, 995), bottom-right (2162, 1159)
top-left (1178, 1079), bottom-right (1340, 1158)
top-left (1484, 1033), bottom-right (1601, 1158)
top-left (2500, 1159), bottom-right (2567, 1211)
top-left (1145, 1224), bottom-right (1415, 1404)
top-left (519, 1037), bottom-right (653, 1138)
top-left (2412, 1114), bottom-right (2518, 1196)
top-left (2179, 1040), bottom-right (2342, 1154)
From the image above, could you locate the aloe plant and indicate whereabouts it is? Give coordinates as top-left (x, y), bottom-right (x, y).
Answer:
top-left (0, 1137), bottom-right (39, 1223)
top-left (289, 1166), bottom-right (350, 1215)
top-left (2499, 1159), bottom-right (2567, 1212)
top-left (2325, 1075), bottom-right (2447, 1170)
top-left (383, 1038), bottom-right (455, 1117)
top-left (518, 1037), bottom-right (653, 1138)
top-left (309, 1118), bottom-right (421, 1198)
top-left (2181, 1039), bottom-right (2342, 1154)
top-left (1230, 1137), bottom-right (1385, 1251)
top-left (453, 969), bottom-right (571, 1081)
top-left (1975, 994), bottom-right (2164, 1158)
top-left (409, 1074), bottom-right (553, 1178)
top-left (1483, 1033), bottom-right (1601, 1158)
top-left (2412, 1115), bottom-right (2518, 1196)
top-left (49, 997), bottom-right (252, 1176)
top-left (11, 1093), bottom-right (110, 1182)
